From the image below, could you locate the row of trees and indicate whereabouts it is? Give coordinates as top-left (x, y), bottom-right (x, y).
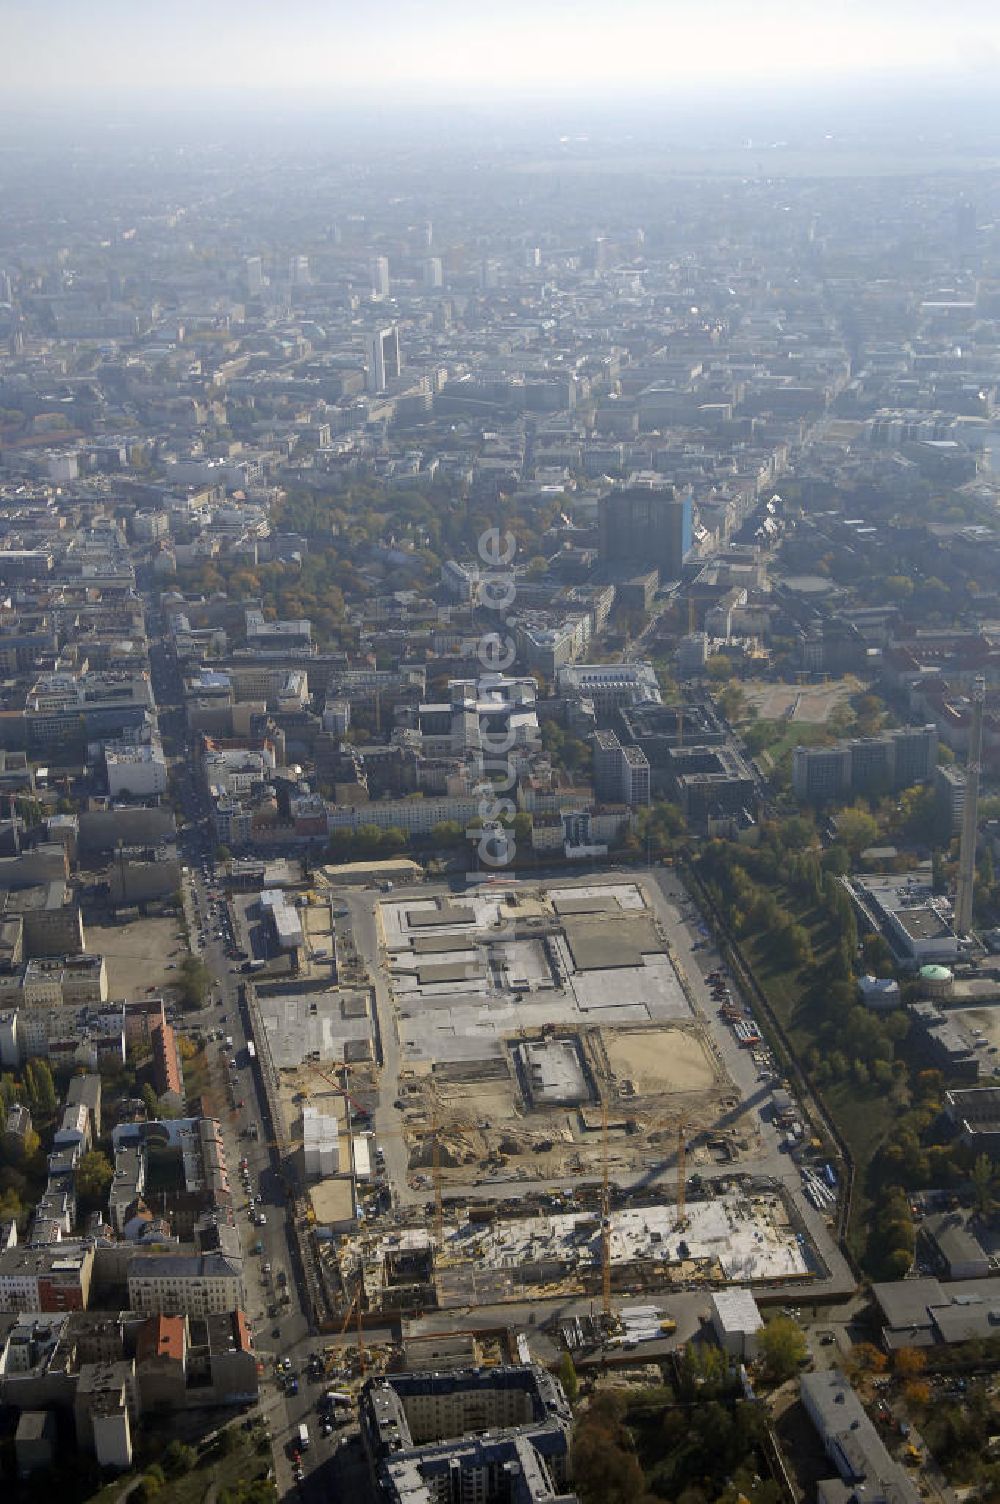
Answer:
top-left (867, 1185), bottom-right (917, 1281)
top-left (1, 1059), bottom-right (58, 1119)
top-left (699, 821), bottom-right (1000, 1274)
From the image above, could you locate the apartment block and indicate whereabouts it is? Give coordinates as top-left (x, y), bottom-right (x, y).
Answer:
top-left (127, 1253), bottom-right (244, 1318)
top-left (792, 725), bottom-right (937, 802)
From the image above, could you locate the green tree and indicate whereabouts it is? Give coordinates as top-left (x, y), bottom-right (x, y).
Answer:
top-left (779, 815), bottom-right (815, 852)
top-left (25, 1059), bottom-right (57, 1116)
top-left (971, 1153), bottom-right (994, 1215)
top-left (219, 1482), bottom-right (277, 1504)
top-left (218, 1427), bottom-right (244, 1458)
top-left (0, 1186), bottom-right (21, 1222)
top-left (745, 720), bottom-right (783, 756)
top-left (163, 1441), bottom-right (197, 1477)
top-left (573, 1401), bottom-right (647, 1504)
top-left (76, 1150), bottom-right (114, 1208)
top-left (429, 821), bottom-right (464, 849)
top-left (769, 921), bottom-right (813, 971)
top-left (834, 805), bottom-right (878, 856)
top-left (558, 1351), bottom-right (579, 1405)
top-left (706, 654), bottom-right (734, 682)
top-left (758, 1316), bottom-right (808, 1382)
top-left (719, 682), bottom-right (745, 721)
top-left (860, 932), bottom-right (894, 978)
top-left (178, 955), bottom-right (212, 1008)
top-left (0, 1073), bottom-right (19, 1115)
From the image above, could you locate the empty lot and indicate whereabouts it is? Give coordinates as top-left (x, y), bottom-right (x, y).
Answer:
top-left (87, 916), bottom-right (185, 998)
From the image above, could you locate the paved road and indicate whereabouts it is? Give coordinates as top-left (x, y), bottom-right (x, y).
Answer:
top-left (149, 625), bottom-right (351, 1502)
top-left (341, 888), bottom-right (410, 1199)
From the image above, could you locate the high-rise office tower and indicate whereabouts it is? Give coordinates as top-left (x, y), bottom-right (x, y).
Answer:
top-left (288, 255), bottom-right (310, 286)
top-left (245, 256), bottom-right (264, 295)
top-left (365, 326), bottom-right (401, 393)
top-left (598, 476), bottom-right (693, 581)
top-left (8, 307), bottom-right (23, 358)
top-left (956, 198), bottom-right (977, 255)
top-left (371, 256), bottom-right (390, 300)
top-left (955, 676), bottom-right (985, 935)
top-left (423, 257), bottom-right (443, 290)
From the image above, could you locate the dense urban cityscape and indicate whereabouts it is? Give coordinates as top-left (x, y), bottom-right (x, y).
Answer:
top-left (5, 46), bottom-right (1000, 1504)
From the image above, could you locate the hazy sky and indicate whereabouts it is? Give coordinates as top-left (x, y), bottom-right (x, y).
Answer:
top-left (4, 0), bottom-right (1000, 104)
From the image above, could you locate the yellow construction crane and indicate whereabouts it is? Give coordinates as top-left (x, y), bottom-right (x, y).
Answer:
top-left (675, 1123), bottom-right (688, 1231)
top-left (601, 1099), bottom-right (612, 1322)
top-left (339, 1285), bottom-right (359, 1335)
top-left (431, 1110), bottom-right (444, 1248)
top-left (338, 1284), bottom-right (367, 1376)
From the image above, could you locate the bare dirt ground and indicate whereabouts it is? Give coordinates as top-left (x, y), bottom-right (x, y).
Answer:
top-left (742, 677), bottom-right (858, 723)
top-left (604, 1026), bottom-right (718, 1095)
top-left (87, 915), bottom-right (186, 998)
top-left (399, 1020), bottom-right (741, 1188)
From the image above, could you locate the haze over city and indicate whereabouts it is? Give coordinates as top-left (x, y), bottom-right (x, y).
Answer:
top-left (4, 0), bottom-right (1000, 105)
top-left (4, 6), bottom-right (1000, 1504)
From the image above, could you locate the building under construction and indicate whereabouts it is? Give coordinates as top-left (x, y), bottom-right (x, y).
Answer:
top-left (334, 1186), bottom-right (817, 1318)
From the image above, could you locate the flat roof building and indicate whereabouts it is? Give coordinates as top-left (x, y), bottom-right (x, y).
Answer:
top-left (360, 1365), bottom-right (578, 1504)
top-left (710, 1289), bottom-right (763, 1360)
top-left (801, 1369), bottom-right (920, 1504)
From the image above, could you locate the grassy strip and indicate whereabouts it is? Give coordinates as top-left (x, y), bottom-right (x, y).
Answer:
top-left (741, 889), bottom-right (896, 1262)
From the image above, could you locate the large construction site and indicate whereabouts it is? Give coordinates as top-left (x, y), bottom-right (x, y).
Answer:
top-left (256, 875), bottom-right (835, 1337)
top-left (380, 882), bottom-right (754, 1190)
top-left (334, 1185), bottom-right (818, 1319)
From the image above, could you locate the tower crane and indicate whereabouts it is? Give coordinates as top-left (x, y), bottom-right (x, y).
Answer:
top-left (675, 1123), bottom-right (688, 1231)
top-left (600, 1099), bottom-right (612, 1323)
top-left (431, 1110), bottom-right (444, 1248)
top-left (338, 1283), bottom-right (366, 1376)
